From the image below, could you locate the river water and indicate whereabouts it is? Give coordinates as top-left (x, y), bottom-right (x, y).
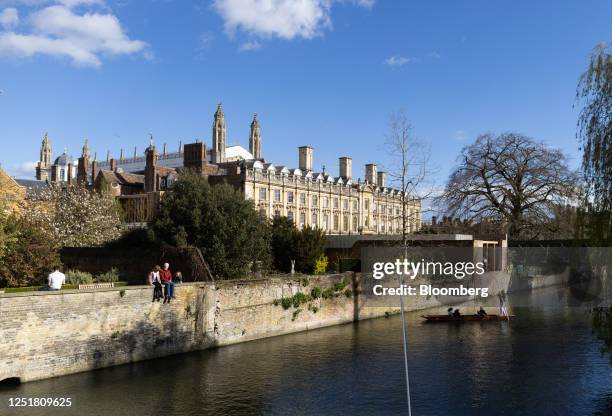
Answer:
top-left (1, 287), bottom-right (611, 416)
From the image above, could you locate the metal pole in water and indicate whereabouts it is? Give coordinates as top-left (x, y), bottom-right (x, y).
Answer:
top-left (398, 271), bottom-right (412, 416)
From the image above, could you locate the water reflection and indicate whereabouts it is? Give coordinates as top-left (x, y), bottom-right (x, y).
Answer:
top-left (1, 287), bottom-right (611, 416)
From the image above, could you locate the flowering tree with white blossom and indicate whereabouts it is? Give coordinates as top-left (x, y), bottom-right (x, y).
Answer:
top-left (24, 185), bottom-right (124, 247)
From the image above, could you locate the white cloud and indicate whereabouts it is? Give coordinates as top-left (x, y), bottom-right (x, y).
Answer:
top-left (0, 0), bottom-right (102, 7)
top-left (0, 2), bottom-right (147, 67)
top-left (0, 7), bottom-right (18, 28)
top-left (58, 0), bottom-right (104, 7)
top-left (239, 39), bottom-right (260, 51)
top-left (7, 160), bottom-right (37, 179)
top-left (384, 55), bottom-right (414, 67)
top-left (427, 51), bottom-right (440, 59)
top-left (213, 0), bottom-right (373, 43)
top-left (214, 0), bottom-right (332, 40)
top-left (351, 0), bottom-right (374, 7)
top-left (454, 130), bottom-right (466, 141)
top-left (195, 31), bottom-right (213, 60)
top-left (199, 32), bottom-right (213, 49)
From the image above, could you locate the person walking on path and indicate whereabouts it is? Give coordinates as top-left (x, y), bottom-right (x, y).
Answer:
top-left (160, 263), bottom-right (174, 304)
top-left (149, 265), bottom-right (163, 302)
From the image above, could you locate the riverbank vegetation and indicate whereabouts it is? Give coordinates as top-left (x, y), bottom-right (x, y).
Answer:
top-left (271, 216), bottom-right (327, 274)
top-left (575, 43), bottom-right (611, 245)
top-left (272, 277), bottom-right (351, 318)
top-left (0, 202), bottom-right (59, 288)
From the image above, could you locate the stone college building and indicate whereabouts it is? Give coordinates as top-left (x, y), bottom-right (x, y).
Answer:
top-left (32, 104), bottom-right (421, 235)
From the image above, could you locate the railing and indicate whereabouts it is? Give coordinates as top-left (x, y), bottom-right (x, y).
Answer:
top-left (78, 283), bottom-right (114, 289)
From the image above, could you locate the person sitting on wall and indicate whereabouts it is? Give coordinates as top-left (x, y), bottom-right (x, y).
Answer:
top-left (453, 308), bottom-right (461, 317)
top-left (447, 307), bottom-right (454, 317)
top-left (477, 306), bottom-right (487, 317)
top-left (46, 266), bottom-right (66, 291)
top-left (149, 265), bottom-right (163, 302)
top-left (160, 263), bottom-right (174, 304)
top-left (174, 271), bottom-right (183, 284)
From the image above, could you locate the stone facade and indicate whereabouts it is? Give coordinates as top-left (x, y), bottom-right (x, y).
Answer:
top-left (235, 159), bottom-right (420, 234)
top-left (32, 105), bottom-right (421, 234)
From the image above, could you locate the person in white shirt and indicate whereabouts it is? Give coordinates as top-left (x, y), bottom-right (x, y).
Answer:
top-left (148, 265), bottom-right (163, 302)
top-left (47, 267), bottom-right (66, 290)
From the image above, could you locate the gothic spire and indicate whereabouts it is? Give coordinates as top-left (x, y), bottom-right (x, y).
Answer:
top-left (212, 103), bottom-right (227, 163)
top-left (82, 138), bottom-right (90, 158)
top-left (36, 132), bottom-right (52, 180)
top-left (249, 112), bottom-right (262, 160)
top-left (215, 102), bottom-right (224, 118)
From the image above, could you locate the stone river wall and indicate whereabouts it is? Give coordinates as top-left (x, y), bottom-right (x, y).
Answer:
top-left (0, 270), bottom-right (511, 383)
top-left (0, 273), bottom-right (393, 383)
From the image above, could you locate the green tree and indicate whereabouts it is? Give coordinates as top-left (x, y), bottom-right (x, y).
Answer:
top-left (0, 212), bottom-right (60, 288)
top-left (153, 171), bottom-right (271, 279)
top-left (271, 215), bottom-right (297, 272)
top-left (576, 43), bottom-right (611, 243)
top-left (293, 226), bottom-right (327, 274)
top-left (0, 203), bottom-right (17, 260)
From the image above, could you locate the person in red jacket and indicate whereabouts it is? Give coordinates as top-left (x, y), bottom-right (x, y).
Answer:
top-left (160, 262), bottom-right (174, 303)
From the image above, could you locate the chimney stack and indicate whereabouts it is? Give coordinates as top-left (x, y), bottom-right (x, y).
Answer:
top-left (110, 158), bottom-right (117, 171)
top-left (67, 163), bottom-right (73, 186)
top-left (91, 159), bottom-right (98, 184)
top-left (339, 157), bottom-right (352, 179)
top-left (144, 144), bottom-right (158, 192)
top-left (77, 157), bottom-right (90, 185)
top-left (365, 163), bottom-right (377, 185)
top-left (183, 142), bottom-right (207, 173)
top-left (377, 171), bottom-right (386, 188)
top-left (299, 146), bottom-right (313, 171)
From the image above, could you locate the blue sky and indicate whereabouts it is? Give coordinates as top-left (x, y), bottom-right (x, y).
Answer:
top-left (0, 0), bottom-right (610, 186)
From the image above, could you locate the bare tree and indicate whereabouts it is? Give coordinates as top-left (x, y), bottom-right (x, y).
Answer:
top-left (438, 133), bottom-right (577, 239)
top-left (383, 109), bottom-right (437, 416)
top-left (384, 110), bottom-right (435, 247)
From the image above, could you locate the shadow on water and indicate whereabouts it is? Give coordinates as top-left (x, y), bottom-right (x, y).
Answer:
top-left (0, 377), bottom-right (21, 390)
top-left (593, 393), bottom-right (612, 416)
